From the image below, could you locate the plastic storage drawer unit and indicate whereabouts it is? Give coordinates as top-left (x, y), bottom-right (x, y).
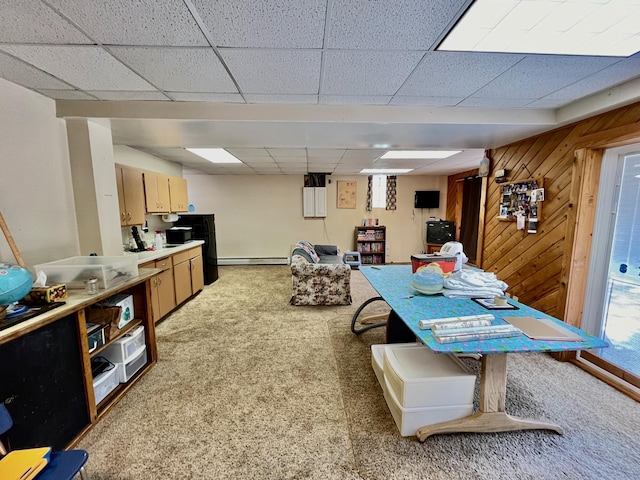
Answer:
top-left (102, 326), bottom-right (145, 363)
top-left (382, 344), bottom-right (476, 409)
top-left (114, 344), bottom-right (147, 383)
top-left (371, 343), bottom-right (423, 395)
top-left (93, 365), bottom-right (119, 405)
top-left (383, 385), bottom-right (473, 437)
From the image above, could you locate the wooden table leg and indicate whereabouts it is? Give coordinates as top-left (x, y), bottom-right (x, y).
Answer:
top-left (416, 353), bottom-right (564, 441)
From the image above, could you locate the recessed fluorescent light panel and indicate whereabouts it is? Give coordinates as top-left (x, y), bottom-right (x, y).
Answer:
top-left (439, 0), bottom-right (640, 57)
top-left (360, 169), bottom-right (414, 174)
top-left (186, 148), bottom-right (242, 163)
top-left (380, 150), bottom-right (461, 159)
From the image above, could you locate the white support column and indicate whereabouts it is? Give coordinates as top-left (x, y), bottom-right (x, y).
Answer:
top-left (65, 118), bottom-right (122, 256)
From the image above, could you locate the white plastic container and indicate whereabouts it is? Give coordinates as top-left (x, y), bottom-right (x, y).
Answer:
top-left (371, 342), bottom-right (423, 395)
top-left (34, 256), bottom-right (138, 289)
top-left (383, 383), bottom-right (473, 437)
top-left (383, 343), bottom-right (476, 408)
top-left (93, 365), bottom-right (119, 405)
top-left (102, 326), bottom-right (145, 363)
top-left (114, 344), bottom-right (147, 383)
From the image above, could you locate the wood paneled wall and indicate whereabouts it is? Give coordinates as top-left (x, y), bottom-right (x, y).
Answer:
top-left (474, 102), bottom-right (640, 320)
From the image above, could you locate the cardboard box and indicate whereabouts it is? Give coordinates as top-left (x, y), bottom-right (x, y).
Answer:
top-left (411, 254), bottom-right (457, 274)
top-left (99, 294), bottom-right (134, 329)
top-left (22, 284), bottom-right (67, 304)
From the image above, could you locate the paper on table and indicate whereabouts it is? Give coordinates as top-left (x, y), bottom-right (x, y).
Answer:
top-left (503, 316), bottom-right (584, 341)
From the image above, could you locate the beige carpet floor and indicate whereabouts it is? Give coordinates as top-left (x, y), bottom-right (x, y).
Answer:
top-left (78, 266), bottom-right (640, 479)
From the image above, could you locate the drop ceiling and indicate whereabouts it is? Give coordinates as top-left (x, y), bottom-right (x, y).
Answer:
top-left (2, 0), bottom-right (640, 175)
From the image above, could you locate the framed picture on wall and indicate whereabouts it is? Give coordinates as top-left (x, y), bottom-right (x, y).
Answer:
top-left (337, 181), bottom-right (357, 209)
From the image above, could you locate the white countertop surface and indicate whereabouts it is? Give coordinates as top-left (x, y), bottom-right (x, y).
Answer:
top-left (128, 240), bottom-right (205, 265)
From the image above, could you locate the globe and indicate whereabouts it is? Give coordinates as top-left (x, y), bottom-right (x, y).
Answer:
top-left (0, 262), bottom-right (33, 306)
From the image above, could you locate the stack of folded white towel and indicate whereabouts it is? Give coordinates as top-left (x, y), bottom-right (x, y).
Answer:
top-left (442, 269), bottom-right (508, 298)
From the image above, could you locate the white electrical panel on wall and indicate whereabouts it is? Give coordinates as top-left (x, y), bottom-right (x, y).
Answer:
top-left (303, 187), bottom-right (326, 218)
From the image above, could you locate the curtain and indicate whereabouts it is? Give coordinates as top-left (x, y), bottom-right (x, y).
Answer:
top-left (366, 175), bottom-right (372, 212)
top-left (385, 175), bottom-right (397, 210)
top-left (459, 176), bottom-right (482, 261)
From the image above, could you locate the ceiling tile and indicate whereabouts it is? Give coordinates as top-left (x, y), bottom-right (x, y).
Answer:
top-left (169, 92), bottom-right (244, 102)
top-left (47, 0), bottom-right (208, 46)
top-left (220, 49), bottom-right (321, 94)
top-left (472, 55), bottom-right (619, 99)
top-left (320, 95), bottom-right (391, 105)
top-left (307, 149), bottom-right (345, 157)
top-left (239, 157), bottom-right (277, 164)
top-left (36, 89), bottom-right (97, 100)
top-left (543, 54), bottom-right (640, 100)
top-left (322, 50), bottom-right (423, 96)
top-left (0, 51), bottom-right (73, 89)
top-left (397, 52), bottom-right (524, 97)
top-left (274, 157), bottom-right (307, 163)
top-left (0, 0), bottom-right (91, 44)
top-left (525, 98), bottom-right (574, 109)
top-left (244, 94), bottom-right (318, 104)
top-left (267, 148), bottom-right (307, 157)
top-left (0, 45), bottom-right (154, 90)
top-left (191, 0), bottom-right (326, 48)
top-left (226, 148), bottom-right (271, 157)
top-left (458, 97), bottom-right (538, 108)
top-left (389, 96), bottom-right (462, 106)
top-left (89, 90), bottom-right (170, 101)
top-left (327, 0), bottom-right (468, 49)
top-left (341, 149), bottom-right (384, 160)
top-left (109, 47), bottom-right (237, 93)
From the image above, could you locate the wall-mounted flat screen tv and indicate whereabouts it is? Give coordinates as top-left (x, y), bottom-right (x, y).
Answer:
top-left (415, 191), bottom-right (440, 209)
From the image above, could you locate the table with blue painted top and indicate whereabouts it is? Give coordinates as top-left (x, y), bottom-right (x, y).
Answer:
top-left (359, 265), bottom-right (608, 441)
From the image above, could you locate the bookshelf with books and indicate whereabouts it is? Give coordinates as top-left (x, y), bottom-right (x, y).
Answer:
top-left (354, 226), bottom-right (386, 265)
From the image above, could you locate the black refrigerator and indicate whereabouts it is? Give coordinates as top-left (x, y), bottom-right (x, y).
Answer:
top-left (174, 214), bottom-right (219, 284)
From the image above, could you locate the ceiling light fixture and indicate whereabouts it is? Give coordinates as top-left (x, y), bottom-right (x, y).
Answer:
top-left (186, 148), bottom-right (242, 163)
top-left (438, 0), bottom-right (640, 57)
top-left (360, 169), bottom-right (414, 174)
top-left (380, 150), bottom-right (461, 159)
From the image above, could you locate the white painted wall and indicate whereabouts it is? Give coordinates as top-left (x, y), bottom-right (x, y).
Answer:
top-left (185, 173), bottom-right (448, 263)
top-left (0, 78), bottom-right (79, 269)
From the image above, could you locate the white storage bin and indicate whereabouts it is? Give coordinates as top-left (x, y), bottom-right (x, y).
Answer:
top-left (383, 383), bottom-right (473, 437)
top-left (34, 255), bottom-right (138, 289)
top-left (115, 344), bottom-right (147, 383)
top-left (383, 343), bottom-right (476, 408)
top-left (93, 365), bottom-right (119, 405)
top-left (371, 343), bottom-right (422, 395)
top-left (102, 326), bottom-right (145, 363)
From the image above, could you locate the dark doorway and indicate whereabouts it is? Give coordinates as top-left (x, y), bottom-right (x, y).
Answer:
top-left (459, 176), bottom-right (482, 262)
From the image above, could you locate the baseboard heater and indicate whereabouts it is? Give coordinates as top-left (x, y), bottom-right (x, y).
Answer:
top-left (218, 257), bottom-right (290, 266)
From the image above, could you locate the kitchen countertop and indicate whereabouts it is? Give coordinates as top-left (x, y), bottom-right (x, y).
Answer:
top-left (128, 240), bottom-right (205, 265)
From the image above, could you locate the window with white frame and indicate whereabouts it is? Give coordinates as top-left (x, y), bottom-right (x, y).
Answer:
top-left (371, 174), bottom-right (386, 209)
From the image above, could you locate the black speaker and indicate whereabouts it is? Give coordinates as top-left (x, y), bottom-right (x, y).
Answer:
top-left (426, 220), bottom-right (454, 244)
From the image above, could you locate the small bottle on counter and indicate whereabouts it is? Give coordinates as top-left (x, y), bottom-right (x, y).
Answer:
top-left (154, 230), bottom-right (163, 250)
top-left (84, 277), bottom-right (99, 295)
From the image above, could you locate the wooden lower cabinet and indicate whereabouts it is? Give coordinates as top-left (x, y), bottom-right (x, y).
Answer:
top-left (141, 258), bottom-right (176, 324)
top-left (173, 246), bottom-right (204, 305)
top-left (141, 246), bottom-right (203, 322)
